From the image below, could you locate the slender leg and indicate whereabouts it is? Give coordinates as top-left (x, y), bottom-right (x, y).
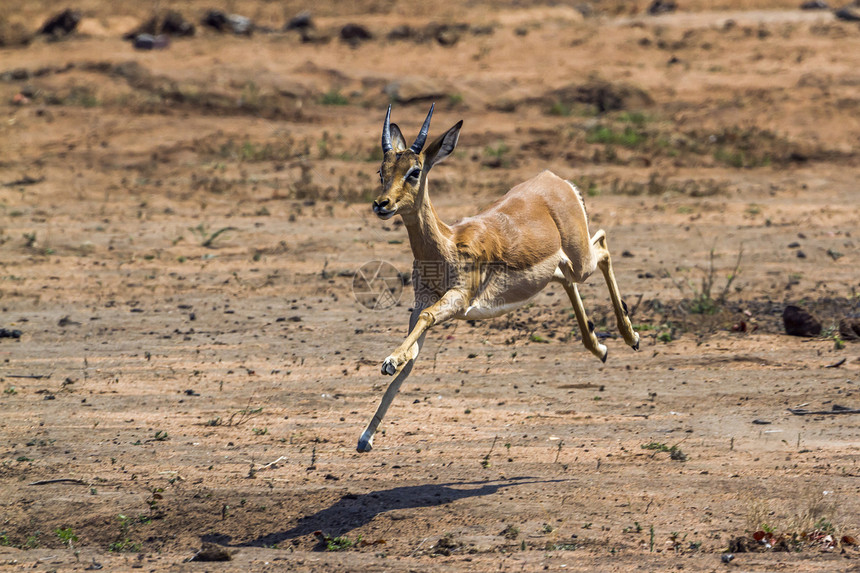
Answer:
top-left (590, 230), bottom-right (639, 350)
top-left (380, 289), bottom-right (466, 375)
top-left (358, 289), bottom-right (466, 452)
top-left (559, 268), bottom-right (608, 362)
top-left (357, 331), bottom-right (426, 452)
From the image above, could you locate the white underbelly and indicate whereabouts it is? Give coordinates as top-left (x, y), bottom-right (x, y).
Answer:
top-left (458, 250), bottom-right (565, 320)
top-left (462, 297), bottom-right (535, 320)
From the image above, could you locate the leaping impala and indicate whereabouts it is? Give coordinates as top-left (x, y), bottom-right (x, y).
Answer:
top-left (357, 104), bottom-right (639, 452)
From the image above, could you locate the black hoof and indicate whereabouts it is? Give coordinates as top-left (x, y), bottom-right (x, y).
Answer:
top-left (600, 348), bottom-right (608, 363)
top-left (381, 359), bottom-right (396, 376)
top-left (632, 341), bottom-right (639, 351)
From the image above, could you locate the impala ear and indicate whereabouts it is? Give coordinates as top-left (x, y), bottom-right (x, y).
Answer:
top-left (424, 121), bottom-right (462, 169)
top-left (389, 123), bottom-right (408, 153)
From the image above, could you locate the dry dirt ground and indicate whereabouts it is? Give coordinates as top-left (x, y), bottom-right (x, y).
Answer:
top-left (1, 1), bottom-right (859, 571)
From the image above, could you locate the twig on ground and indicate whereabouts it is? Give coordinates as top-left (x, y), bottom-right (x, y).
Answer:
top-left (29, 478), bottom-right (87, 486)
top-left (257, 456), bottom-right (288, 471)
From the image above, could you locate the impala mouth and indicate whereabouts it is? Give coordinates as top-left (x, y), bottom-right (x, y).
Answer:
top-left (373, 202), bottom-right (397, 219)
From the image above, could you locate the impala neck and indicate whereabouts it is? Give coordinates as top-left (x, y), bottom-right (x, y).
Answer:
top-left (402, 179), bottom-right (452, 263)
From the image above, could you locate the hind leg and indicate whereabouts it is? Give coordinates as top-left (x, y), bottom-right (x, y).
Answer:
top-left (559, 263), bottom-right (608, 362)
top-left (590, 229), bottom-right (639, 350)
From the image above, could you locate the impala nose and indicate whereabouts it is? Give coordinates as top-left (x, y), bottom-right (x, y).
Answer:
top-left (373, 198), bottom-right (391, 215)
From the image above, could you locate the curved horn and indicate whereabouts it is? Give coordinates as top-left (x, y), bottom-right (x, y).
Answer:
top-left (409, 103), bottom-right (434, 153)
top-left (381, 105), bottom-right (393, 153)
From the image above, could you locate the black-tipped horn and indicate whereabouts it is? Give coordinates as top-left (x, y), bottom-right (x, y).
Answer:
top-left (381, 105), bottom-right (393, 153)
top-left (409, 103), bottom-right (434, 153)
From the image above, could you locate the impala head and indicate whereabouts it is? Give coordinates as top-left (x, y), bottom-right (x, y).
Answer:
top-left (373, 104), bottom-right (462, 220)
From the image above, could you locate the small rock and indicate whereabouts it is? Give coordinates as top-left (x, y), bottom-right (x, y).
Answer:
top-left (752, 419), bottom-right (771, 425)
top-left (648, 0), bottom-right (678, 15)
top-left (226, 14), bottom-right (253, 36)
top-left (133, 34), bottom-right (170, 50)
top-left (433, 24), bottom-right (464, 46)
top-left (285, 11), bottom-right (313, 31)
top-left (0, 328), bottom-right (23, 339)
top-left (835, 5), bottom-right (860, 21)
top-left (721, 553), bottom-right (735, 563)
top-left (796, 250), bottom-right (806, 258)
top-left (727, 536), bottom-right (753, 553)
top-left (202, 10), bottom-right (253, 35)
top-left (340, 23), bottom-right (372, 45)
top-left (800, 0), bottom-right (829, 8)
top-left (160, 11), bottom-right (195, 36)
top-left (40, 9), bottom-right (81, 38)
top-left (189, 542), bottom-right (232, 562)
top-left (782, 305), bottom-right (822, 337)
top-left (838, 316), bottom-right (860, 340)
top-left (123, 11), bottom-right (195, 40)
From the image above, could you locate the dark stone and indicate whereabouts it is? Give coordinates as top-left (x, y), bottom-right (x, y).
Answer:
top-left (838, 316), bottom-right (860, 340)
top-left (800, 1), bottom-right (829, 9)
top-left (340, 23), bottom-right (372, 45)
top-left (648, 0), bottom-right (678, 15)
top-left (434, 24), bottom-right (463, 46)
top-left (285, 11), bottom-right (313, 31)
top-left (202, 10), bottom-right (229, 32)
top-left (0, 328), bottom-right (22, 339)
top-left (835, 6), bottom-right (860, 21)
top-left (39, 9), bottom-right (81, 37)
top-left (727, 536), bottom-right (753, 553)
top-left (202, 10), bottom-right (253, 35)
top-left (123, 11), bottom-right (194, 40)
top-left (133, 34), bottom-right (170, 50)
top-left (783, 305), bottom-right (822, 337)
top-left (161, 11), bottom-right (195, 37)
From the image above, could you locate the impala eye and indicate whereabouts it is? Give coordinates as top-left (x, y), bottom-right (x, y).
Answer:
top-left (407, 168), bottom-right (421, 181)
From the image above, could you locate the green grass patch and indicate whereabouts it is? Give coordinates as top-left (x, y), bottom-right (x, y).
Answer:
top-left (586, 125), bottom-right (646, 148)
top-left (320, 89), bottom-right (349, 106)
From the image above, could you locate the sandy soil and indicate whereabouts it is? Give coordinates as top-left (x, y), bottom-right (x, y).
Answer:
top-left (1, 1), bottom-right (859, 571)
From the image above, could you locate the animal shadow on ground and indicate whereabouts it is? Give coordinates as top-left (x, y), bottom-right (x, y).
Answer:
top-left (203, 477), bottom-right (570, 549)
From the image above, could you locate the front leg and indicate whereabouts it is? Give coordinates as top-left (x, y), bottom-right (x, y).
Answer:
top-left (357, 289), bottom-right (467, 453)
top-left (381, 289), bottom-right (467, 375)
